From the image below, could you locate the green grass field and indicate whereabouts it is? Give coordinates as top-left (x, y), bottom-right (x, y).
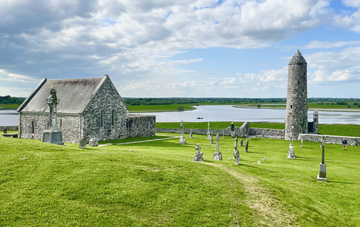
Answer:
top-left (156, 122), bottom-right (360, 137)
top-left (0, 104), bottom-right (20, 110)
top-left (1, 134), bottom-right (359, 226)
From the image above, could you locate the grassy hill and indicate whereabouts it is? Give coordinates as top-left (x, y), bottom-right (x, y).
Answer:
top-left (1, 134), bottom-right (360, 226)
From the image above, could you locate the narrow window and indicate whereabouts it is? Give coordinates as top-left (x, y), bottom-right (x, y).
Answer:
top-left (290, 105), bottom-right (292, 109)
top-left (60, 119), bottom-right (63, 128)
top-left (47, 122), bottom-right (50, 129)
top-left (100, 110), bottom-right (105, 127)
top-left (31, 121), bottom-right (35, 134)
top-left (111, 109), bottom-right (116, 127)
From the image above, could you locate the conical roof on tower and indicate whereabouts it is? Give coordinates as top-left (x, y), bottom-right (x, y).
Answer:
top-left (289, 49), bottom-right (307, 65)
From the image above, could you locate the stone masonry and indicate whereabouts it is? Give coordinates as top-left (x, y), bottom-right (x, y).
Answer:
top-left (285, 50), bottom-right (308, 140)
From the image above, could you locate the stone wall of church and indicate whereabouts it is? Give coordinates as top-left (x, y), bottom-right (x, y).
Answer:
top-left (82, 77), bottom-right (130, 142)
top-left (19, 112), bottom-right (81, 143)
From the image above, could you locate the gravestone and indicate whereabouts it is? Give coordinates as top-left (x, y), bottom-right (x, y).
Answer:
top-left (190, 129), bottom-right (193, 138)
top-left (206, 122), bottom-right (211, 140)
top-left (240, 139), bottom-right (243, 147)
top-left (79, 137), bottom-right (87, 149)
top-left (42, 89), bottom-right (64, 145)
top-left (287, 131), bottom-right (296, 159)
top-left (317, 140), bottom-right (327, 181)
top-left (179, 120), bottom-right (187, 144)
top-left (213, 133), bottom-right (222, 160)
top-left (300, 139), bottom-right (303, 148)
top-left (3, 127), bottom-right (8, 134)
top-left (89, 138), bottom-right (98, 147)
top-left (245, 140), bottom-right (249, 153)
top-left (210, 133), bottom-right (214, 144)
top-left (193, 143), bottom-right (203, 162)
top-left (234, 137), bottom-right (240, 165)
top-left (233, 137), bottom-right (238, 159)
top-left (263, 157), bottom-right (266, 161)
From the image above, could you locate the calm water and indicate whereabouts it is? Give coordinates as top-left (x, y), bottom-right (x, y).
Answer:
top-left (1, 106), bottom-right (360, 126)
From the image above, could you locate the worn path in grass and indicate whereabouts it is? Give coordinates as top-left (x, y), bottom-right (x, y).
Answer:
top-left (99, 136), bottom-right (178, 146)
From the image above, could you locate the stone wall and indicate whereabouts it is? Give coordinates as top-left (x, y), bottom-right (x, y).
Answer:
top-left (156, 122), bottom-right (285, 139)
top-left (299, 134), bottom-right (360, 146)
top-left (127, 114), bottom-right (156, 138)
top-left (82, 76), bottom-right (129, 142)
top-left (249, 128), bottom-right (285, 139)
top-left (0, 126), bottom-right (18, 131)
top-left (19, 112), bottom-right (81, 143)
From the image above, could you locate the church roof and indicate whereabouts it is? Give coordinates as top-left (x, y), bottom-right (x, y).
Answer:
top-left (289, 50), bottom-right (307, 65)
top-left (18, 76), bottom-right (107, 113)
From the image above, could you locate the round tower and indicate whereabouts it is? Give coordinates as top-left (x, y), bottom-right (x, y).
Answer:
top-left (285, 50), bottom-right (308, 140)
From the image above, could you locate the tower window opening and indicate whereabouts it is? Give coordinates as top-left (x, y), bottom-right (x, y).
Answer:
top-left (290, 105), bottom-right (292, 109)
top-left (298, 81), bottom-right (299, 84)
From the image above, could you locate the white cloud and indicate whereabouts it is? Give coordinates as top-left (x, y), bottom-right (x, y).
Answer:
top-left (304, 40), bottom-right (360, 49)
top-left (306, 47), bottom-right (360, 83)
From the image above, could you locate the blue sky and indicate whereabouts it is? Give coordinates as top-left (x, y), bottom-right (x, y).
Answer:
top-left (1, 0), bottom-right (360, 98)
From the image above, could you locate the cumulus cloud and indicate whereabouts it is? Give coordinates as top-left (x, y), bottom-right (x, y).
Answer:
top-left (306, 47), bottom-right (360, 83)
top-left (0, 0), bottom-right (334, 96)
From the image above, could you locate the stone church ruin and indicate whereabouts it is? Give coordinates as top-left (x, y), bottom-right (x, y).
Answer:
top-left (17, 75), bottom-right (155, 143)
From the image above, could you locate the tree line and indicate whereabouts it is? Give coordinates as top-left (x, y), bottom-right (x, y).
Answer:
top-left (0, 95), bottom-right (25, 105)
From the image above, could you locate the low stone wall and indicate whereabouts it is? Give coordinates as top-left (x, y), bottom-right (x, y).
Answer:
top-left (157, 125), bottom-right (285, 139)
top-left (0, 126), bottom-right (18, 131)
top-left (249, 128), bottom-right (285, 139)
top-left (299, 134), bottom-right (360, 146)
top-left (127, 114), bottom-right (156, 138)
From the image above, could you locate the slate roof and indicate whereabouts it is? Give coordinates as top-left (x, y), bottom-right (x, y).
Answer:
top-left (18, 77), bottom-right (106, 114)
top-left (289, 50), bottom-right (307, 65)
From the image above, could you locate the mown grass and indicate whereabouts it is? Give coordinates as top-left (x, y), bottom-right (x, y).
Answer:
top-left (1, 134), bottom-right (360, 226)
top-left (156, 122), bottom-right (360, 137)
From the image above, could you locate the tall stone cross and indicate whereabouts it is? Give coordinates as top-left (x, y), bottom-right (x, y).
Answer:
top-left (47, 89), bottom-right (60, 131)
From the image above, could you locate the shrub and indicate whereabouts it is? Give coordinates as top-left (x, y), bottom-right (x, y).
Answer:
top-left (177, 106), bottom-right (185, 111)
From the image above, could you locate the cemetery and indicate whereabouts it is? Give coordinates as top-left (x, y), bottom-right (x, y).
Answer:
top-left (1, 50), bottom-right (360, 226)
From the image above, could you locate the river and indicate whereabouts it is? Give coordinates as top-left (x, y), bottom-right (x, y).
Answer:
top-left (1, 105), bottom-right (360, 126)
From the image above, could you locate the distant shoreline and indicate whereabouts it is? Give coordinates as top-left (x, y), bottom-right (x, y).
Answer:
top-left (233, 105), bottom-right (360, 112)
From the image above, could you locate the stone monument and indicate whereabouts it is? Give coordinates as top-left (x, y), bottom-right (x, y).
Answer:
top-left (245, 140), bottom-right (249, 153)
top-left (210, 133), bottom-right (214, 144)
top-left (3, 127), bottom-right (7, 134)
top-left (234, 137), bottom-right (240, 165)
top-left (317, 137), bottom-right (327, 181)
top-left (287, 127), bottom-right (296, 159)
top-left (240, 138), bottom-right (243, 147)
top-left (79, 137), bottom-right (87, 149)
top-left (206, 122), bottom-right (211, 140)
top-left (42, 89), bottom-right (64, 145)
top-left (230, 122), bottom-right (236, 138)
top-left (213, 133), bottom-right (222, 160)
top-left (179, 120), bottom-right (187, 144)
top-left (300, 139), bottom-right (303, 148)
top-left (89, 138), bottom-right (98, 147)
top-left (193, 143), bottom-right (203, 162)
top-left (285, 50), bottom-right (308, 140)
top-left (313, 110), bottom-right (319, 134)
top-left (190, 129), bottom-right (193, 138)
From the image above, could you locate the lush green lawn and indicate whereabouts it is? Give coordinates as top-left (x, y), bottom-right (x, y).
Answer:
top-left (1, 134), bottom-right (360, 226)
top-left (156, 122), bottom-right (360, 137)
